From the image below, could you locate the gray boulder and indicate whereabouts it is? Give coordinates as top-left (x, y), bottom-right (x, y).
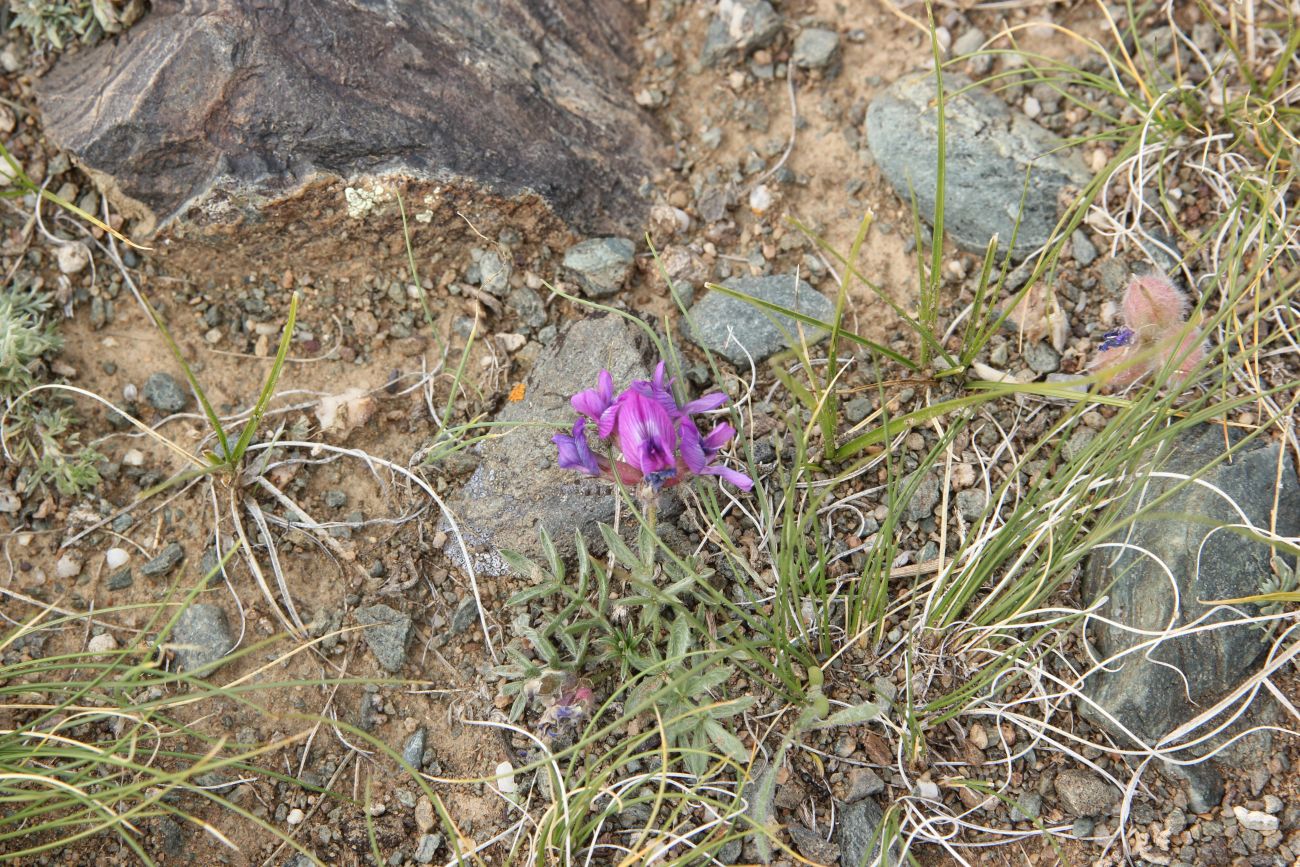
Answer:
top-left (1080, 425), bottom-right (1299, 774)
top-left (38, 0), bottom-right (662, 284)
top-left (866, 70), bottom-right (1090, 259)
top-left (686, 275), bottom-right (834, 364)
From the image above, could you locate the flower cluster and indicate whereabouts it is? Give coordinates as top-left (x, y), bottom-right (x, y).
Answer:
top-left (553, 362), bottom-right (753, 492)
top-left (1090, 272), bottom-right (1205, 387)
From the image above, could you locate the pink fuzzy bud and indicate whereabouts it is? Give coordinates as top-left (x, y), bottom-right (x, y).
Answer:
top-left (1122, 273), bottom-right (1190, 332)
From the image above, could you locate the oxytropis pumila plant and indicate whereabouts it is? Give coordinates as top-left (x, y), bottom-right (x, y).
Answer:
top-left (552, 361), bottom-right (754, 499)
top-left (1090, 272), bottom-right (1206, 387)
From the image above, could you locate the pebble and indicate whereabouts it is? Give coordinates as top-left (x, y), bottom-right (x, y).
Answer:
top-left (1054, 769), bottom-right (1117, 817)
top-left (171, 604), bottom-right (234, 673)
top-left (952, 27), bottom-right (985, 57)
top-left (414, 796), bottom-right (435, 832)
top-left (1025, 341), bottom-right (1061, 374)
top-left (141, 542), bottom-right (185, 578)
top-left (413, 834), bottom-right (441, 864)
top-left (354, 604), bottom-right (413, 672)
top-left (105, 547), bottom-right (129, 570)
top-left (562, 237), bottom-right (636, 298)
top-left (1072, 229), bottom-right (1099, 265)
top-left (844, 396), bottom-right (872, 423)
top-left (87, 633), bottom-right (118, 655)
top-left (56, 554), bottom-right (83, 579)
top-left (122, 448), bottom-right (145, 467)
top-left (1010, 791), bottom-right (1042, 822)
top-left (142, 372), bottom-right (190, 413)
top-left (495, 761), bottom-right (517, 794)
top-left (955, 489), bottom-right (987, 521)
top-left (700, 0), bottom-right (782, 67)
top-left (56, 242), bottom-right (92, 274)
top-left (286, 808), bottom-right (305, 825)
top-left (450, 596), bottom-right (479, 635)
top-left (1233, 806), bottom-right (1279, 833)
top-left (402, 728), bottom-right (426, 769)
top-left (793, 28), bottom-right (840, 70)
top-left (686, 274), bottom-right (835, 364)
top-left (107, 568), bottom-right (134, 590)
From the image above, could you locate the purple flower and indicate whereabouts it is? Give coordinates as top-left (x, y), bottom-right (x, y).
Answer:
top-left (680, 417), bottom-right (753, 491)
top-left (552, 419), bottom-right (601, 477)
top-left (572, 370), bottom-right (615, 424)
top-left (1099, 327), bottom-right (1135, 352)
top-left (616, 390), bottom-right (678, 490)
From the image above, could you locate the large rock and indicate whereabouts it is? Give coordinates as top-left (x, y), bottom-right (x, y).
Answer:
top-left (1080, 424), bottom-right (1300, 753)
top-left (37, 0), bottom-right (663, 283)
top-left (866, 70), bottom-right (1089, 259)
top-left (442, 315), bottom-right (658, 577)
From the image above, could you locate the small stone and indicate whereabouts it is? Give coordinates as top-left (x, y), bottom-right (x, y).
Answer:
top-left (1072, 817), bottom-right (1094, 839)
top-left (1233, 806), bottom-right (1279, 834)
top-left (792, 28), bottom-right (840, 70)
top-left (106, 547), bottom-right (130, 570)
top-left (354, 604), bottom-right (413, 672)
top-left (1024, 341), bottom-right (1061, 374)
top-left (701, 0), bottom-right (782, 67)
top-left (413, 833), bottom-right (441, 864)
top-left (402, 728), bottom-right (426, 769)
top-left (1263, 795), bottom-right (1283, 814)
top-left (107, 567), bottom-right (134, 590)
top-left (686, 274), bottom-right (835, 364)
top-left (838, 799), bottom-right (899, 866)
top-left (122, 448), bottom-right (145, 467)
top-left (1072, 229), bottom-right (1099, 266)
top-left (87, 633), bottom-right (118, 655)
top-left (141, 542), bottom-right (185, 578)
top-left (563, 237), bottom-right (636, 298)
top-left (1022, 95), bottom-right (1042, 119)
top-left (898, 473), bottom-right (940, 522)
top-left (324, 490), bottom-right (348, 508)
top-left (1010, 791), bottom-right (1042, 822)
top-left (450, 596), bottom-right (479, 635)
top-left (495, 761), bottom-right (517, 794)
top-left (955, 489), bottom-right (987, 521)
top-left (787, 825), bottom-right (839, 864)
top-left (1054, 770), bottom-right (1117, 817)
top-left (844, 768), bottom-right (885, 802)
top-left (844, 396), bottom-right (872, 423)
top-left (57, 242), bottom-right (92, 274)
top-left (172, 604), bottom-right (234, 673)
top-left (286, 808), bottom-right (305, 825)
top-left (414, 796), bottom-right (435, 832)
top-left (952, 27), bottom-right (985, 57)
top-left (478, 250), bottom-right (511, 297)
top-left (56, 554), bottom-right (83, 579)
top-left (142, 373), bottom-right (189, 413)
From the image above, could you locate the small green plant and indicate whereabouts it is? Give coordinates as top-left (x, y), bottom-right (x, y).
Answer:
top-left (7, 0), bottom-right (145, 54)
top-left (1, 283), bottom-right (102, 497)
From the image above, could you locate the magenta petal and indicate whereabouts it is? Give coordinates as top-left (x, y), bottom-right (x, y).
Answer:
top-left (553, 419), bottom-right (601, 476)
top-left (679, 417), bottom-right (708, 474)
top-left (701, 421), bottom-right (736, 453)
top-left (617, 391), bottom-right (677, 475)
top-left (571, 370), bottom-right (615, 421)
top-left (682, 392), bottom-right (728, 416)
top-left (596, 402), bottom-right (621, 439)
top-left (712, 465), bottom-right (754, 491)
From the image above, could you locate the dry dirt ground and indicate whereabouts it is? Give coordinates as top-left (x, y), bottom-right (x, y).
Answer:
top-left (3, 1), bottom-right (1299, 866)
